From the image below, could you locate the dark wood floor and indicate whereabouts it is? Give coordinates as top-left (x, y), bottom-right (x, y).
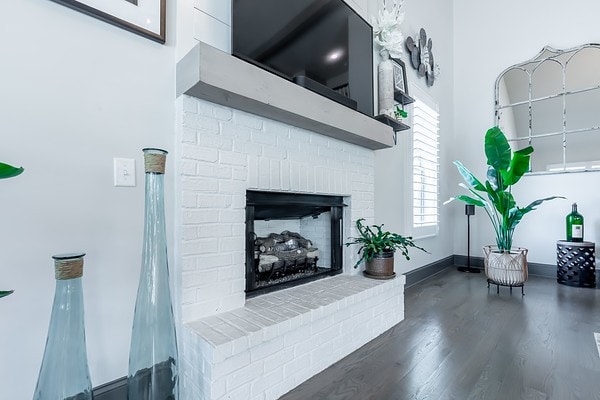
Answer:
top-left (280, 267), bottom-right (600, 400)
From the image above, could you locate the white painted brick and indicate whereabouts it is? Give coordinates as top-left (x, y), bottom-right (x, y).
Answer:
top-left (196, 253), bottom-right (233, 269)
top-left (183, 113), bottom-right (220, 132)
top-left (215, 165), bottom-right (233, 179)
top-left (182, 269), bottom-right (219, 288)
top-left (182, 238), bottom-right (219, 255)
top-left (182, 127), bottom-right (198, 144)
top-left (263, 346), bottom-right (294, 373)
top-left (219, 293), bottom-right (245, 315)
top-left (210, 377), bottom-right (227, 400)
top-left (182, 193), bottom-right (197, 208)
top-left (251, 336), bottom-right (284, 362)
top-left (232, 167), bottom-right (247, 181)
top-left (219, 237), bottom-right (244, 252)
top-left (181, 177), bottom-right (219, 192)
top-left (197, 194), bottom-right (232, 209)
top-left (180, 160), bottom-right (198, 176)
top-left (182, 145), bottom-right (219, 162)
top-left (289, 127), bottom-right (311, 142)
top-left (231, 278), bottom-right (245, 293)
top-left (251, 130), bottom-right (278, 146)
top-left (183, 299), bottom-right (221, 322)
top-left (196, 99), bottom-right (216, 117)
top-left (183, 210), bottom-right (219, 224)
top-left (196, 224), bottom-right (232, 238)
top-left (183, 95), bottom-right (199, 113)
top-left (226, 361), bottom-right (264, 392)
top-left (235, 113), bottom-right (264, 130)
top-left (221, 122), bottom-right (252, 141)
top-left (181, 257), bottom-right (197, 271)
top-left (182, 288), bottom-right (197, 304)
top-left (219, 180), bottom-right (246, 195)
top-left (269, 160), bottom-right (281, 189)
top-left (283, 353), bottom-right (311, 380)
top-left (220, 151), bottom-right (247, 166)
top-left (212, 105), bottom-right (233, 121)
top-left (247, 155), bottom-right (259, 189)
top-left (198, 133), bottom-right (234, 151)
top-left (213, 350), bottom-right (251, 378)
top-left (219, 209), bottom-right (245, 223)
top-left (233, 140), bottom-right (262, 156)
top-left (261, 144), bottom-right (286, 160)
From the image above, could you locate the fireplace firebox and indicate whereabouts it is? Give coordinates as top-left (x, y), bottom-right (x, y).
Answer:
top-left (245, 191), bottom-right (345, 296)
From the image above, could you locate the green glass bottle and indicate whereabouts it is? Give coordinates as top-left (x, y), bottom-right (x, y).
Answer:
top-left (566, 203), bottom-right (584, 242)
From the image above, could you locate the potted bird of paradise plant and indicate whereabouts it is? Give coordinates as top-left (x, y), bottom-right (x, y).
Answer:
top-left (1, 161), bottom-right (24, 298)
top-left (445, 127), bottom-right (564, 289)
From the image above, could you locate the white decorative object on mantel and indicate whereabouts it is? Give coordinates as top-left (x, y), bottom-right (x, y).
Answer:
top-left (378, 50), bottom-right (395, 117)
top-left (373, 0), bottom-right (405, 59)
top-left (373, 0), bottom-right (405, 117)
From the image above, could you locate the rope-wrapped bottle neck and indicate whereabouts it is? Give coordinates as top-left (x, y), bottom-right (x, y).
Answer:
top-left (143, 148), bottom-right (168, 174)
top-left (52, 253), bottom-right (85, 280)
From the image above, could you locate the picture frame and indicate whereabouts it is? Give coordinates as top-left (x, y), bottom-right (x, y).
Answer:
top-left (391, 58), bottom-right (409, 96)
top-left (50, 0), bottom-right (166, 44)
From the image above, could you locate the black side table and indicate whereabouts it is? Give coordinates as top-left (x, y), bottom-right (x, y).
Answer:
top-left (556, 240), bottom-right (596, 288)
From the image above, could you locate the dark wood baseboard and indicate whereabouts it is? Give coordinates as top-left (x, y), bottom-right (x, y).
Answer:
top-left (403, 255), bottom-right (454, 287)
top-left (93, 377), bottom-right (126, 400)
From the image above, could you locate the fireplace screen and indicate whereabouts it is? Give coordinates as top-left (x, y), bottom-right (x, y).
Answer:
top-left (246, 191), bottom-right (345, 296)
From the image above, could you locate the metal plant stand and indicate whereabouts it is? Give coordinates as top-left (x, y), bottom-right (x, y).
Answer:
top-left (487, 279), bottom-right (524, 295)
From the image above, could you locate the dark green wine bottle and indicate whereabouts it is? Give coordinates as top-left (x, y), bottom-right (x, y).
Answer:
top-left (566, 203), bottom-right (584, 242)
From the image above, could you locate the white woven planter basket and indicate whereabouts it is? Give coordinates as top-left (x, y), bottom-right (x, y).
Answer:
top-left (483, 245), bottom-right (528, 286)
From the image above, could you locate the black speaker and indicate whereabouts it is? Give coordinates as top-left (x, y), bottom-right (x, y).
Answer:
top-left (465, 204), bottom-right (475, 216)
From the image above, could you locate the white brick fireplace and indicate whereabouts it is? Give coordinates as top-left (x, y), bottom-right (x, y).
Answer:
top-left (176, 94), bottom-right (406, 399)
top-left (175, 43), bottom-right (405, 400)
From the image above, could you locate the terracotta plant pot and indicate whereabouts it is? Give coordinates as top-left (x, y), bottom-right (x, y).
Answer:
top-left (364, 250), bottom-right (396, 280)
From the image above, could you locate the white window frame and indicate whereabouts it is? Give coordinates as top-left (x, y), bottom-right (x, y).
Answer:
top-left (402, 85), bottom-right (440, 239)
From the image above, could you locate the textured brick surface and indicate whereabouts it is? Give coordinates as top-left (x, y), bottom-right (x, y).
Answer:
top-left (179, 96), bottom-right (375, 323)
top-left (182, 275), bottom-right (405, 400)
top-left (176, 96), bottom-right (387, 400)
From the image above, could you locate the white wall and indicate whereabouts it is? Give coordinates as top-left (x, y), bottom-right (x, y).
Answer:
top-left (374, 0), bottom-right (456, 274)
top-left (0, 1), bottom-right (176, 398)
top-left (453, 0), bottom-right (600, 264)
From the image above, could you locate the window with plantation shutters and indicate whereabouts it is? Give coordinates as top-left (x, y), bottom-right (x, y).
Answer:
top-left (411, 93), bottom-right (439, 236)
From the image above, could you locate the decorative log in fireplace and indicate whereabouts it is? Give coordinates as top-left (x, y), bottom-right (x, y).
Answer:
top-left (246, 191), bottom-right (345, 296)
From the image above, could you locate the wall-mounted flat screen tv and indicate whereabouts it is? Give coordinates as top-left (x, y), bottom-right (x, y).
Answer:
top-left (232, 0), bottom-right (374, 116)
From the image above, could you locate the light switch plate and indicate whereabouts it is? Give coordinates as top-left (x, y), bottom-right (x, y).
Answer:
top-left (113, 158), bottom-right (136, 187)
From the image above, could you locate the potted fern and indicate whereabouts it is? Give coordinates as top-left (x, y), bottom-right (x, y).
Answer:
top-left (0, 161), bottom-right (24, 299)
top-left (445, 127), bottom-right (563, 288)
top-left (346, 218), bottom-right (427, 279)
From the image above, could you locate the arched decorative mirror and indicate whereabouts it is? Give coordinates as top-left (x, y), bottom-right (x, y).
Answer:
top-left (495, 44), bottom-right (600, 173)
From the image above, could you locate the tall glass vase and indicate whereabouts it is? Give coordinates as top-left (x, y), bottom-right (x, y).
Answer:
top-left (33, 253), bottom-right (92, 400)
top-left (128, 148), bottom-right (178, 400)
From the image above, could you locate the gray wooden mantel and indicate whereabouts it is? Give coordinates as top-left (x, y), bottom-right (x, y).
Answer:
top-left (176, 42), bottom-right (394, 150)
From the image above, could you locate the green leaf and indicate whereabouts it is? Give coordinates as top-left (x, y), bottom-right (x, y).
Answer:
top-left (447, 195), bottom-right (486, 207)
top-left (485, 127), bottom-right (511, 171)
top-left (501, 146), bottom-right (533, 186)
top-left (485, 181), bottom-right (500, 208)
top-left (487, 166), bottom-right (500, 191)
top-left (491, 190), bottom-right (515, 216)
top-left (0, 290), bottom-right (14, 298)
top-left (0, 162), bottom-right (24, 180)
top-left (521, 196), bottom-right (566, 214)
top-left (453, 161), bottom-right (486, 191)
